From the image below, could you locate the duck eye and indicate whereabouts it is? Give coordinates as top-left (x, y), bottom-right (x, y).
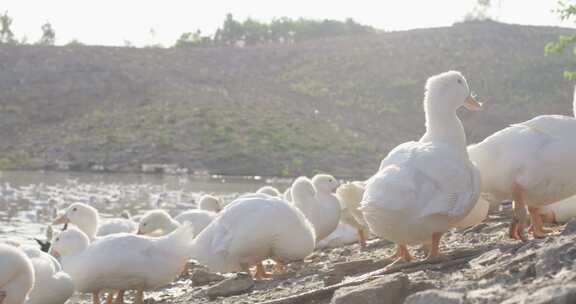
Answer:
top-left (72, 208), bottom-right (77, 212)
top-left (55, 237), bottom-right (60, 242)
top-left (457, 79), bottom-right (463, 85)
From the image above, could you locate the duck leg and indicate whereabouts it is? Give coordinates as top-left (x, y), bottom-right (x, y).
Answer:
top-left (92, 291), bottom-right (101, 304)
top-left (105, 292), bottom-right (114, 304)
top-left (254, 262), bottom-right (272, 280)
top-left (392, 244), bottom-right (412, 262)
top-left (425, 233), bottom-right (442, 260)
top-left (358, 229), bottom-right (367, 249)
top-left (509, 184), bottom-right (528, 241)
top-left (528, 207), bottom-right (552, 238)
top-left (272, 258), bottom-right (286, 274)
top-left (114, 290), bottom-right (125, 304)
top-left (0, 290), bottom-right (6, 304)
top-left (135, 290), bottom-right (144, 304)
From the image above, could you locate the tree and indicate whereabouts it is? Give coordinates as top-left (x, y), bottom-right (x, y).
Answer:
top-left (0, 11), bottom-right (16, 44)
top-left (464, 0), bottom-right (492, 21)
top-left (172, 14), bottom-right (377, 48)
top-left (546, 1), bottom-right (576, 79)
top-left (38, 22), bottom-right (56, 45)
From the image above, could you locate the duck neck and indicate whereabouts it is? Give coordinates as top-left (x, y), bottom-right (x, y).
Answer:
top-left (78, 215), bottom-right (98, 241)
top-left (421, 101), bottom-right (467, 154)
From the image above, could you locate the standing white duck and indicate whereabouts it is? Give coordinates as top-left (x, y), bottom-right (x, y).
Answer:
top-left (0, 244), bottom-right (35, 304)
top-left (22, 247), bottom-right (74, 304)
top-left (291, 174), bottom-right (341, 242)
top-left (137, 209), bottom-right (215, 237)
top-left (190, 196), bottom-right (315, 279)
top-left (361, 71), bottom-right (482, 261)
top-left (52, 203), bottom-right (137, 241)
top-left (50, 224), bottom-right (194, 304)
top-left (336, 181), bottom-right (369, 248)
top-left (468, 85), bottom-right (576, 239)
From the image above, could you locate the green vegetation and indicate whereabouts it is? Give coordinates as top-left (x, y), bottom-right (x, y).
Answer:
top-left (0, 11), bottom-right (16, 44)
top-left (545, 1), bottom-right (576, 79)
top-left (175, 14), bottom-right (376, 48)
top-left (38, 22), bottom-right (55, 45)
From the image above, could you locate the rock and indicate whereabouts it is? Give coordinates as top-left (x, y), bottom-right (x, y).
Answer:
top-left (502, 284), bottom-right (576, 304)
top-left (535, 241), bottom-right (576, 277)
top-left (404, 290), bottom-right (465, 304)
top-left (561, 219), bottom-right (576, 236)
top-left (333, 259), bottom-right (376, 274)
top-left (190, 269), bottom-right (225, 286)
top-left (331, 273), bottom-right (411, 304)
top-left (206, 273), bottom-right (254, 299)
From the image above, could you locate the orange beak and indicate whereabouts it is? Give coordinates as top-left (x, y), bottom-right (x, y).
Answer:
top-left (464, 95), bottom-right (482, 111)
top-left (52, 214), bottom-right (69, 225)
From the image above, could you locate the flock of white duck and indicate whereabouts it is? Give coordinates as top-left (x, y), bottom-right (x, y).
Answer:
top-left (3, 70), bottom-right (576, 304)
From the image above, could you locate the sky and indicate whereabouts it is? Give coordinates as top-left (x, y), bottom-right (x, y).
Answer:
top-left (2, 0), bottom-right (575, 47)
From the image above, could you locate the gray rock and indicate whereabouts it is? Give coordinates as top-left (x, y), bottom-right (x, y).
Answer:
top-left (206, 273), bottom-right (254, 299)
top-left (502, 284), bottom-right (576, 304)
top-left (190, 269), bottom-right (225, 286)
top-left (404, 290), bottom-right (465, 304)
top-left (331, 273), bottom-right (410, 304)
top-left (561, 219), bottom-right (576, 236)
top-left (535, 241), bottom-right (576, 277)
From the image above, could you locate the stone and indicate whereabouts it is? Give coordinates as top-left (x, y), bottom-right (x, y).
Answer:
top-left (531, 284), bottom-right (576, 304)
top-left (561, 219), bottom-right (576, 236)
top-left (404, 290), bottom-right (465, 304)
top-left (331, 273), bottom-right (411, 304)
top-left (502, 284), bottom-right (576, 304)
top-left (206, 273), bottom-right (254, 299)
top-left (190, 269), bottom-right (225, 286)
top-left (535, 242), bottom-right (576, 277)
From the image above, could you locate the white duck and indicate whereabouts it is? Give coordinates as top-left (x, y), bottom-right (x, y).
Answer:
top-left (540, 194), bottom-right (576, 224)
top-left (256, 186), bottom-right (281, 197)
top-left (361, 71), bottom-right (482, 261)
top-left (291, 174), bottom-right (341, 242)
top-left (137, 209), bottom-right (215, 237)
top-left (52, 203), bottom-right (137, 241)
top-left (468, 85), bottom-right (576, 239)
top-left (0, 244), bottom-right (35, 304)
top-left (190, 196), bottom-right (315, 280)
top-left (50, 225), bottom-right (194, 304)
top-left (197, 195), bottom-right (223, 213)
top-left (22, 247), bottom-right (74, 304)
top-left (336, 181), bottom-right (369, 248)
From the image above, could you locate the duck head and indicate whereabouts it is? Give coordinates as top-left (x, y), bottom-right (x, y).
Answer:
top-left (50, 226), bottom-right (90, 258)
top-left (312, 174), bottom-right (340, 194)
top-left (52, 203), bottom-right (99, 240)
top-left (198, 195), bottom-right (221, 213)
top-left (425, 71), bottom-right (481, 112)
top-left (137, 209), bottom-right (178, 236)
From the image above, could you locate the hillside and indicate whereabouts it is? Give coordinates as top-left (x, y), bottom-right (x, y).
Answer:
top-left (0, 20), bottom-right (574, 177)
